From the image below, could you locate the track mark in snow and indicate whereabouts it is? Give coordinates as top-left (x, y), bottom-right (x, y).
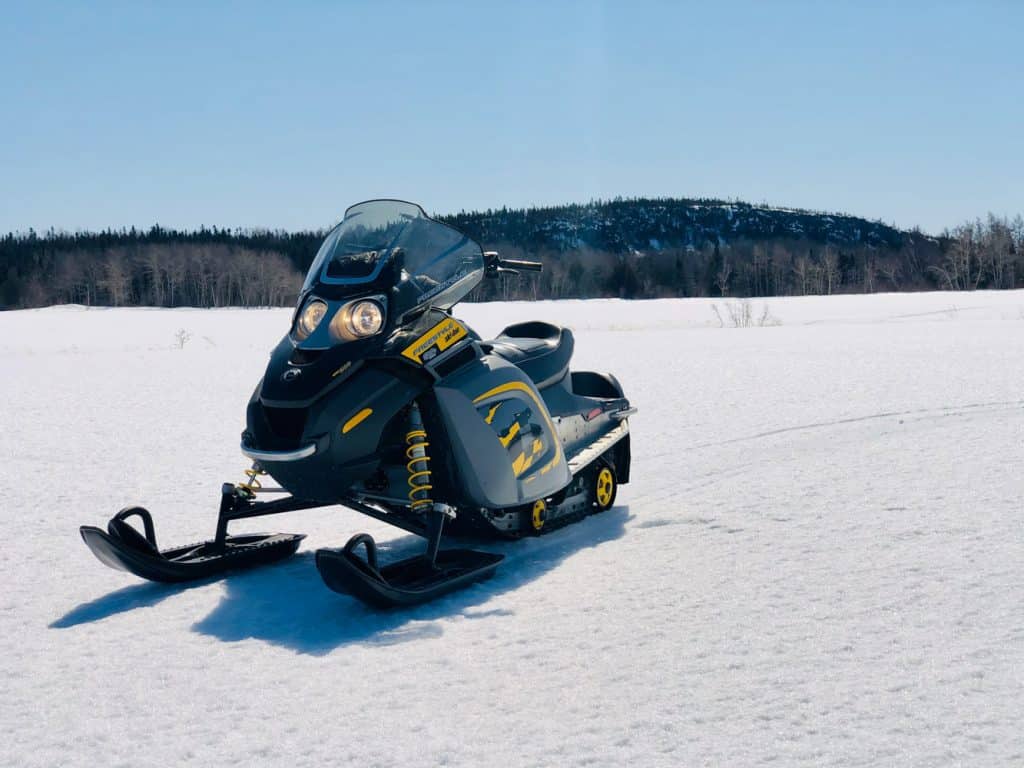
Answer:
top-left (635, 518), bottom-right (678, 529)
top-left (635, 516), bottom-right (744, 535)
top-left (674, 399), bottom-right (1024, 453)
top-left (459, 608), bottom-right (515, 620)
top-left (799, 305), bottom-right (987, 325)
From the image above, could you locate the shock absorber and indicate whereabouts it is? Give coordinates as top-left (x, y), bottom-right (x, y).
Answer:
top-left (405, 402), bottom-right (434, 512)
top-left (237, 463), bottom-right (266, 498)
top-left (406, 401), bottom-right (456, 566)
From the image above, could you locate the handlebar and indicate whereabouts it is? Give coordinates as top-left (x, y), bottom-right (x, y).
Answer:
top-left (484, 251), bottom-right (543, 277)
top-left (500, 258), bottom-right (543, 273)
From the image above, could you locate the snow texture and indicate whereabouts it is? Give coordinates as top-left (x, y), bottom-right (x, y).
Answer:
top-left (2, 291), bottom-right (1023, 767)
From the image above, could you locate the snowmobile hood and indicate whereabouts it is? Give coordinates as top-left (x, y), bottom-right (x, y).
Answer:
top-left (259, 331), bottom-right (387, 408)
top-left (265, 200), bottom-right (485, 407)
top-left (259, 305), bottom-right (460, 407)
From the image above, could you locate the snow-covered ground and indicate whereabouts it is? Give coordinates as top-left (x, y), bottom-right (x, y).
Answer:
top-left (2, 291), bottom-right (1023, 767)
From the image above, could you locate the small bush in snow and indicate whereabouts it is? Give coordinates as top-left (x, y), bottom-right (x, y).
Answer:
top-left (726, 300), bottom-right (753, 327)
top-left (757, 305), bottom-right (781, 327)
top-left (711, 300), bottom-right (781, 328)
top-left (174, 328), bottom-right (192, 349)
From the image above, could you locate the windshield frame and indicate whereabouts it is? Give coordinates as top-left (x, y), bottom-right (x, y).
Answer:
top-left (302, 199), bottom-right (486, 319)
top-left (304, 199), bottom-right (427, 290)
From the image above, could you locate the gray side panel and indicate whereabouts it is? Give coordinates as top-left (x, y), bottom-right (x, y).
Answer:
top-left (434, 385), bottom-right (520, 508)
top-left (435, 354), bottom-right (572, 509)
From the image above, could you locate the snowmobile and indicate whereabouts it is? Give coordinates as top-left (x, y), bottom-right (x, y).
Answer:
top-left (80, 200), bottom-right (634, 607)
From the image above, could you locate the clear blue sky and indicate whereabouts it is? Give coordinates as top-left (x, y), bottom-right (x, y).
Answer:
top-left (2, 1), bottom-right (1021, 235)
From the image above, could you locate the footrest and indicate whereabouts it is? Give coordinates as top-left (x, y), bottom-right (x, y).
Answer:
top-left (315, 533), bottom-right (503, 608)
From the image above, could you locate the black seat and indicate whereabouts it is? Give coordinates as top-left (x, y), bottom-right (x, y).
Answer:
top-left (485, 321), bottom-right (574, 389)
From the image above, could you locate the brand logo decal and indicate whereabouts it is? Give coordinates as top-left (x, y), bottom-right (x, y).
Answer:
top-left (401, 318), bottom-right (468, 364)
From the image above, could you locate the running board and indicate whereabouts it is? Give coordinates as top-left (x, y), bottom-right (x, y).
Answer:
top-left (567, 421), bottom-right (629, 475)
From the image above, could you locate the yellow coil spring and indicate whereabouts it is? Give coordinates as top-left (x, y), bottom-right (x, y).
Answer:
top-left (237, 465), bottom-right (266, 497)
top-left (405, 428), bottom-right (434, 511)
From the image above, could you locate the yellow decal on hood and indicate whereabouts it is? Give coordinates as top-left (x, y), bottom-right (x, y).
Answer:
top-left (401, 317), bottom-right (468, 364)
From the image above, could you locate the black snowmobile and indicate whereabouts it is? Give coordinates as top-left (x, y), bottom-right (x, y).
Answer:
top-left (80, 200), bottom-right (634, 607)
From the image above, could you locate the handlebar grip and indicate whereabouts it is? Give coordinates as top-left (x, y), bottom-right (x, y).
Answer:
top-left (501, 259), bottom-right (543, 273)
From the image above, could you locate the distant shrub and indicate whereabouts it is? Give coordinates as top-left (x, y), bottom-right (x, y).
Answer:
top-left (711, 300), bottom-right (781, 328)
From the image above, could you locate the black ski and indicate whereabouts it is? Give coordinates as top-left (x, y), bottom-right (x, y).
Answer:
top-left (80, 499), bottom-right (311, 583)
top-left (80, 525), bottom-right (304, 582)
top-left (316, 504), bottom-right (503, 609)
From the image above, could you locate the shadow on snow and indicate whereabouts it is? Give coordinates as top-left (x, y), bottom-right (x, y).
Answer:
top-left (52, 507), bottom-right (630, 655)
top-left (50, 578), bottom-right (216, 629)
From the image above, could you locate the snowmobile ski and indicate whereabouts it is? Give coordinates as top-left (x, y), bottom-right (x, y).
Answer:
top-left (80, 489), bottom-right (316, 582)
top-left (316, 533), bottom-right (503, 608)
top-left (80, 523), bottom-right (304, 583)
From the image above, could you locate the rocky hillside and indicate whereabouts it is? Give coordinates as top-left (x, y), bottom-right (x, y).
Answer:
top-left (444, 197), bottom-right (916, 254)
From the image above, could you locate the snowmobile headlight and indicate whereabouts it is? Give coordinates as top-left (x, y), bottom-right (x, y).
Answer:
top-left (349, 300), bottom-right (385, 337)
top-left (330, 299), bottom-right (385, 342)
top-left (295, 299), bottom-right (328, 340)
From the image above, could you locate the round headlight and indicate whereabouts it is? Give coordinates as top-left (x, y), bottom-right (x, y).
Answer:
top-left (349, 301), bottom-right (384, 337)
top-left (295, 299), bottom-right (328, 340)
top-left (330, 299), bottom-right (385, 341)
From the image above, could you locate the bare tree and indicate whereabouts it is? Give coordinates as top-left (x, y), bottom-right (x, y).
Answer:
top-left (140, 246), bottom-right (166, 305)
top-left (981, 214), bottom-right (1013, 289)
top-left (751, 243), bottom-right (768, 296)
top-left (793, 255), bottom-right (811, 295)
top-left (715, 250), bottom-right (733, 296)
top-left (862, 250), bottom-right (876, 293)
top-left (165, 247), bottom-right (187, 306)
top-left (822, 246), bottom-right (840, 295)
top-left (101, 249), bottom-right (132, 306)
top-left (930, 224), bottom-right (976, 290)
top-left (879, 262), bottom-right (901, 290)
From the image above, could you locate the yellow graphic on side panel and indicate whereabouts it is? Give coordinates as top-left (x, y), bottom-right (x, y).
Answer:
top-left (499, 421), bottom-right (521, 448)
top-left (531, 454), bottom-right (561, 481)
top-left (401, 317), bottom-right (468, 364)
top-left (474, 381), bottom-right (563, 480)
top-left (484, 402), bottom-right (502, 425)
top-left (512, 452), bottom-right (533, 477)
top-left (510, 435), bottom-right (546, 477)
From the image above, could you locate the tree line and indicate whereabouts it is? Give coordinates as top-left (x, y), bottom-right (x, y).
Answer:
top-left (1, 199), bottom-right (1022, 309)
top-left (1, 226), bottom-right (318, 309)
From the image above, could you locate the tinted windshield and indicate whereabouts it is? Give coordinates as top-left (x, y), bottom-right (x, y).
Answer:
top-left (303, 200), bottom-right (484, 316)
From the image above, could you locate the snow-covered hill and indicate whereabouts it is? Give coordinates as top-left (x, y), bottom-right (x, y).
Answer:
top-left (2, 292), bottom-right (1023, 767)
top-left (444, 197), bottom-right (919, 252)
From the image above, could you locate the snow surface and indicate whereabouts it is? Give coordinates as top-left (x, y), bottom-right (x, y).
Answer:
top-left (2, 292), bottom-right (1024, 767)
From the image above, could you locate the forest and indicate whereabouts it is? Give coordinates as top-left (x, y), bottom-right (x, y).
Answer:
top-left (1, 198), bottom-right (1021, 308)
